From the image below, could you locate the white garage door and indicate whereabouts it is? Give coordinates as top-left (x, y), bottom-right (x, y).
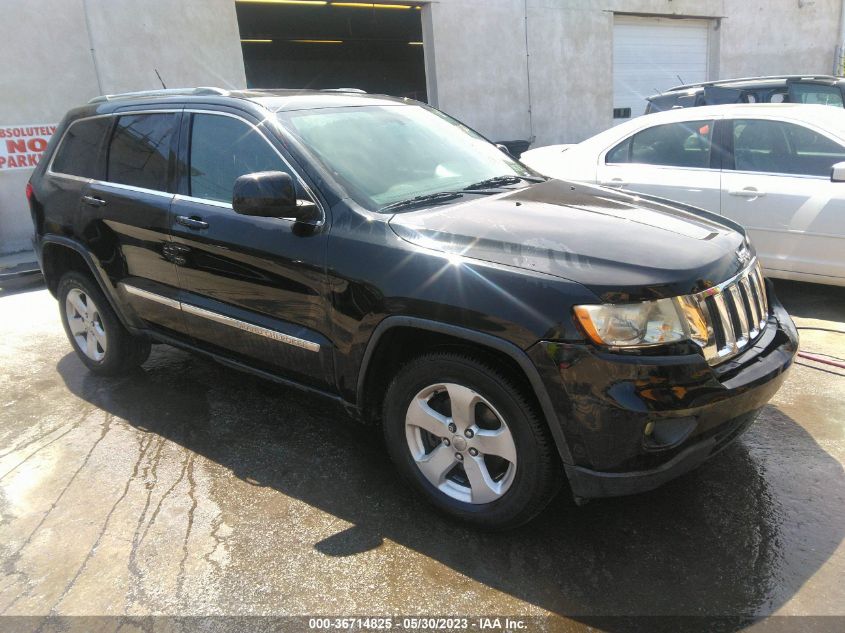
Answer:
top-left (613, 15), bottom-right (711, 121)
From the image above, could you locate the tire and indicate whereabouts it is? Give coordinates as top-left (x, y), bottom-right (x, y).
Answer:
top-left (57, 271), bottom-right (151, 376)
top-left (382, 352), bottom-right (561, 529)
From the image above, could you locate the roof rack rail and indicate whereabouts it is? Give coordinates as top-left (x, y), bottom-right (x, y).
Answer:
top-left (321, 88), bottom-right (367, 94)
top-left (88, 87), bottom-right (229, 104)
top-left (665, 75), bottom-right (840, 92)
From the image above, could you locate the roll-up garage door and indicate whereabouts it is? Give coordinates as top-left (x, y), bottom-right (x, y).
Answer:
top-left (613, 15), bottom-right (711, 121)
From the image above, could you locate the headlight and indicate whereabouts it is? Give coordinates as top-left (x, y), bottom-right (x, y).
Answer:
top-left (573, 298), bottom-right (690, 347)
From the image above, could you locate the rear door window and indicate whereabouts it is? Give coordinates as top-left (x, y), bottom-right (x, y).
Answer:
top-left (606, 120), bottom-right (714, 169)
top-left (51, 117), bottom-right (111, 179)
top-left (731, 119), bottom-right (845, 176)
top-left (107, 113), bottom-right (178, 191)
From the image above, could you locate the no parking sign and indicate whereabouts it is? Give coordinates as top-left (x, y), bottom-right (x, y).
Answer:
top-left (0, 124), bottom-right (57, 171)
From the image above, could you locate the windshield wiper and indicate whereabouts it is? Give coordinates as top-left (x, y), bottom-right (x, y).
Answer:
top-left (380, 191), bottom-right (464, 213)
top-left (462, 175), bottom-right (546, 191)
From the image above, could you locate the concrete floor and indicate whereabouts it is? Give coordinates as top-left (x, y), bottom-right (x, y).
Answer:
top-left (0, 277), bottom-right (843, 631)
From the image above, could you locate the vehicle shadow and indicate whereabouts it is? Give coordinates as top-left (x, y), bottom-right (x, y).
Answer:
top-left (56, 345), bottom-right (845, 627)
top-left (0, 274), bottom-right (44, 298)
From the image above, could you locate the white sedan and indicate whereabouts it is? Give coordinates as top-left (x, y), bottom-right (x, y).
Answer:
top-left (521, 104), bottom-right (845, 287)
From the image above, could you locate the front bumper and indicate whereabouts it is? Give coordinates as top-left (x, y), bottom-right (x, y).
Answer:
top-left (529, 281), bottom-right (798, 498)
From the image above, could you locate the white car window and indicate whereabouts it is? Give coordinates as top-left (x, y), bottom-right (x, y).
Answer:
top-left (731, 119), bottom-right (845, 177)
top-left (606, 120), bottom-right (714, 169)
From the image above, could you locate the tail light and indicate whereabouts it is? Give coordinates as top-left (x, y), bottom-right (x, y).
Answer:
top-left (25, 182), bottom-right (33, 202)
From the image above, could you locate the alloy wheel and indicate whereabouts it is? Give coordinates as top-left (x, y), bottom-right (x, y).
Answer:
top-left (65, 288), bottom-right (107, 362)
top-left (404, 382), bottom-right (517, 504)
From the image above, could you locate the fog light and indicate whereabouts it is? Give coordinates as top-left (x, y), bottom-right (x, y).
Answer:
top-left (643, 417), bottom-right (697, 450)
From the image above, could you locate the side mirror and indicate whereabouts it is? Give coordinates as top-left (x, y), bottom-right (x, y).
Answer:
top-left (832, 161), bottom-right (845, 182)
top-left (232, 171), bottom-right (319, 222)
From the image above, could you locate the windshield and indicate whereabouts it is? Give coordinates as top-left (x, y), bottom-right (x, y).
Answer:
top-left (278, 104), bottom-right (535, 211)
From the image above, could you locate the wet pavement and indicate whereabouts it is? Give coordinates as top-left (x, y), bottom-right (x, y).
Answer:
top-left (0, 277), bottom-right (843, 631)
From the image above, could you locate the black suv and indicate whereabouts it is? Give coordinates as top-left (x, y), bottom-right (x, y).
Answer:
top-left (646, 75), bottom-right (845, 114)
top-left (28, 88), bottom-right (797, 528)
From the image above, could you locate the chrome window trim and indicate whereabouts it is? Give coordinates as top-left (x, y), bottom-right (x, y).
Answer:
top-left (723, 168), bottom-right (832, 180)
top-left (183, 109), bottom-right (326, 226)
top-left (119, 282), bottom-right (321, 353)
top-left (97, 180), bottom-right (174, 199)
top-left (173, 194), bottom-right (233, 209)
top-left (602, 162), bottom-right (719, 173)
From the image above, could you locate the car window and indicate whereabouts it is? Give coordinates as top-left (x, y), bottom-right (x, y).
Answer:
top-left (189, 114), bottom-right (295, 204)
top-left (788, 83), bottom-right (844, 107)
top-left (279, 104), bottom-right (534, 210)
top-left (606, 120), bottom-right (713, 169)
top-left (107, 114), bottom-right (177, 191)
top-left (731, 119), bottom-right (845, 177)
top-left (51, 117), bottom-right (111, 179)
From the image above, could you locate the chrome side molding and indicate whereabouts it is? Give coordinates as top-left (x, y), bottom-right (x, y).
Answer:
top-left (119, 282), bottom-right (320, 353)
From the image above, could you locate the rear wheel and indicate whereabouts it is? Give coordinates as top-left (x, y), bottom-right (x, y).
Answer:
top-left (383, 352), bottom-right (561, 529)
top-left (58, 272), bottom-right (150, 375)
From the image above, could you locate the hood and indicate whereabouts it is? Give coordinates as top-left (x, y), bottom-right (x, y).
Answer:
top-left (388, 179), bottom-right (750, 302)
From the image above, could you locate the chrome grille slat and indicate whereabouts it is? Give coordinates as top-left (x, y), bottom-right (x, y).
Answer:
top-left (679, 259), bottom-right (769, 366)
top-left (739, 277), bottom-right (760, 339)
top-left (712, 292), bottom-right (737, 358)
top-left (748, 269), bottom-right (767, 330)
top-left (728, 284), bottom-right (750, 347)
top-left (754, 265), bottom-right (769, 327)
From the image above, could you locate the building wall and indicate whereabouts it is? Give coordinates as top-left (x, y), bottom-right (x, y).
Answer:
top-left (426, 0), bottom-right (843, 147)
top-left (0, 0), bottom-right (246, 255)
top-left (719, 0), bottom-right (841, 79)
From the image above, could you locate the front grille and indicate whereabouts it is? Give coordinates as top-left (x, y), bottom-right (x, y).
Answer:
top-left (686, 261), bottom-right (769, 366)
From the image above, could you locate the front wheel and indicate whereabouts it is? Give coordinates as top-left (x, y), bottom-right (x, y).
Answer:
top-left (382, 352), bottom-right (561, 529)
top-left (58, 271), bottom-right (150, 375)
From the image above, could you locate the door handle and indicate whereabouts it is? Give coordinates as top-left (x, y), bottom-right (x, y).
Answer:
top-left (600, 179), bottom-right (628, 187)
top-left (729, 188), bottom-right (766, 199)
top-left (81, 195), bottom-right (107, 207)
top-left (176, 215), bottom-right (209, 230)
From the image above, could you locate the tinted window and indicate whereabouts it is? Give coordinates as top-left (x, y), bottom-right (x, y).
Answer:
top-left (51, 118), bottom-right (110, 178)
top-left (606, 139), bottom-right (630, 163)
top-left (107, 114), bottom-right (176, 191)
top-left (732, 119), bottom-right (845, 177)
top-left (788, 83), bottom-right (844, 107)
top-left (189, 114), bottom-right (291, 203)
top-left (607, 120), bottom-right (713, 168)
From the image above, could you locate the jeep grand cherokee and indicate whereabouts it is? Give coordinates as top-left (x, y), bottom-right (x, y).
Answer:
top-left (27, 88), bottom-right (798, 528)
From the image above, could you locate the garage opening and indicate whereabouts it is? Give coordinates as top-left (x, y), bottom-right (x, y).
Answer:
top-left (613, 15), bottom-right (712, 122)
top-left (236, 1), bottom-right (427, 101)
